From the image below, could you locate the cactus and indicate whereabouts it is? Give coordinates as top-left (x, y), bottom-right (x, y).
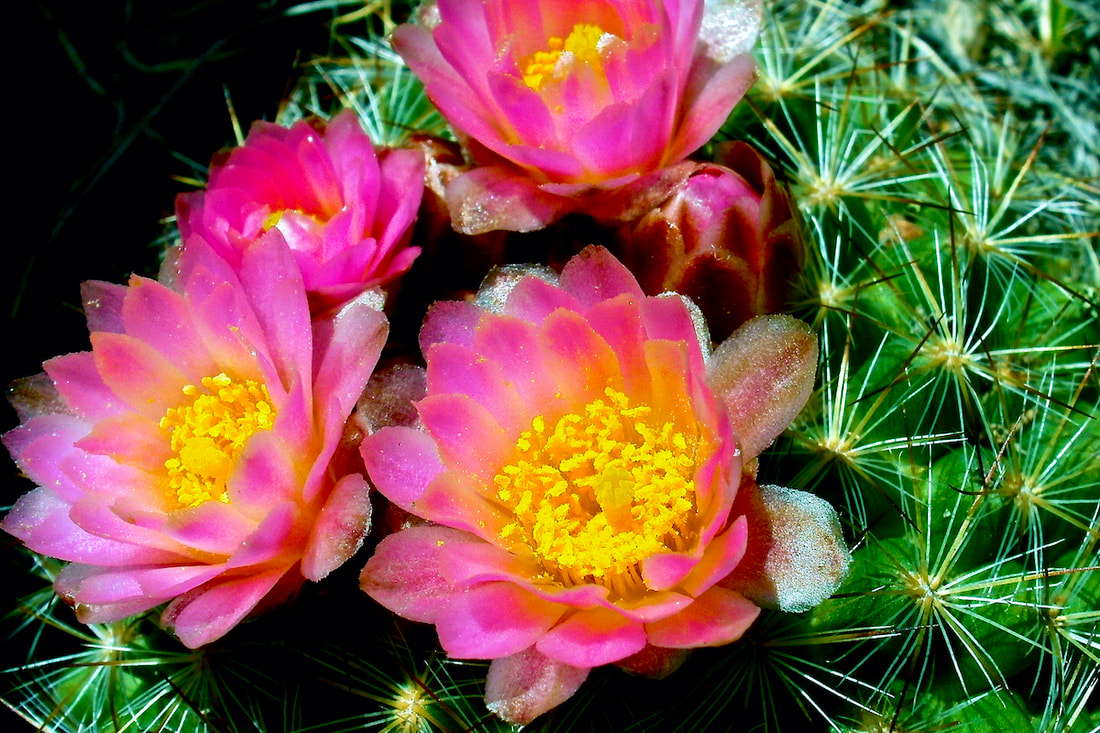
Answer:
top-left (3, 0), bottom-right (1096, 730)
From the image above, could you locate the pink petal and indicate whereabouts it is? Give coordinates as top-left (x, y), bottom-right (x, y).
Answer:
top-left (76, 412), bottom-right (167, 471)
top-left (373, 147), bottom-right (426, 246)
top-left (573, 72), bottom-right (676, 176)
top-left (360, 426), bottom-right (444, 511)
top-left (472, 314), bottom-right (569, 417)
top-left (485, 647), bottom-right (590, 725)
top-left (439, 537), bottom-right (540, 585)
top-left (45, 351), bottom-right (127, 422)
top-left (424, 342), bottom-right (527, 433)
top-left (486, 72), bottom-right (557, 148)
top-left (604, 23), bottom-right (669, 102)
top-left (583, 295), bottom-right (651, 397)
top-left (691, 428), bottom-right (740, 535)
top-left (483, 0), bottom-right (548, 41)
top-left (59, 446), bottom-right (162, 504)
top-left (90, 332), bottom-right (189, 421)
top-left (162, 501), bottom-right (259, 557)
top-left (536, 607), bottom-right (647, 667)
top-left (639, 293), bottom-right (706, 354)
top-left (641, 551), bottom-right (700, 592)
top-left (67, 495), bottom-right (200, 559)
top-left (1, 488), bottom-right (183, 566)
top-left (57, 571), bottom-right (169, 624)
top-left (679, 514), bottom-right (749, 597)
top-left (237, 231), bottom-right (313, 387)
top-left (163, 566), bottom-right (291, 648)
top-left (119, 278), bottom-right (215, 382)
top-left (80, 280), bottom-right (128, 334)
top-left (56, 562), bottom-right (225, 607)
top-left (359, 525), bottom-right (483, 623)
top-left (414, 470), bottom-right (512, 538)
top-left (508, 575), bottom-right (696, 626)
top-left (641, 339), bottom-right (695, 427)
top-left (229, 431), bottom-right (303, 508)
top-left (225, 501), bottom-right (307, 569)
top-left (477, 141), bottom-right (586, 184)
top-left (501, 274), bottom-right (583, 324)
top-left (301, 472), bottom-right (372, 581)
top-left (435, 582), bottom-right (565, 659)
top-left (537, 308), bottom-right (623, 404)
top-left (668, 53), bottom-right (756, 163)
top-left (417, 393), bottom-right (511, 481)
top-left (5, 415), bottom-right (94, 502)
top-left (644, 585), bottom-right (760, 648)
top-left (522, 581), bottom-right (612, 610)
top-left (392, 24), bottom-right (506, 148)
top-left (309, 289), bottom-right (388, 470)
top-left (444, 165), bottom-right (572, 235)
top-left (432, 1), bottom-right (499, 99)
top-left (190, 280), bottom-right (273, 377)
top-left (558, 245), bottom-right (645, 309)
top-left (327, 109), bottom-right (382, 190)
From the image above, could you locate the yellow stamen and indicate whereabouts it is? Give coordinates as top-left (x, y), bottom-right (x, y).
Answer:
top-left (160, 372), bottom-right (276, 509)
top-left (263, 208), bottom-right (326, 232)
top-left (263, 210), bottom-right (286, 230)
top-left (494, 387), bottom-right (705, 596)
top-left (520, 23), bottom-right (610, 91)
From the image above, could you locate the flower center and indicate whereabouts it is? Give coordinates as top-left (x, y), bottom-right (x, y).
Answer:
top-left (160, 372), bottom-right (276, 509)
top-left (520, 23), bottom-right (610, 91)
top-left (495, 387), bottom-right (702, 595)
top-left (263, 208), bottom-right (328, 232)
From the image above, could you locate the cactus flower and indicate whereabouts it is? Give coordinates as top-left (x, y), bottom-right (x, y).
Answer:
top-left (176, 110), bottom-right (425, 312)
top-left (613, 141), bottom-right (806, 342)
top-left (1, 234), bottom-right (388, 648)
top-left (359, 246), bottom-right (848, 723)
top-left (392, 0), bottom-right (762, 233)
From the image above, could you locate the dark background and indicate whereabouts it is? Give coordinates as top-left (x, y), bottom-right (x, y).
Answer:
top-left (6, 1), bottom-right (338, 400)
top-left (4, 3), bottom-right (338, 728)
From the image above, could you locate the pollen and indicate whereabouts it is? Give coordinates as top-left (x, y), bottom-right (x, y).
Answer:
top-left (160, 372), bottom-right (276, 509)
top-left (520, 23), bottom-right (609, 91)
top-left (494, 387), bottom-right (705, 596)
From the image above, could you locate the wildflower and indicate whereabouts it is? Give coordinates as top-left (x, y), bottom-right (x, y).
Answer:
top-left (392, 0), bottom-right (762, 233)
top-left (1, 234), bottom-right (387, 648)
top-left (359, 246), bottom-right (847, 722)
top-left (176, 110), bottom-right (425, 312)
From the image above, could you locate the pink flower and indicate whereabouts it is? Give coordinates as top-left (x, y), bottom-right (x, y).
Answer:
top-left (1, 234), bottom-right (388, 648)
top-left (613, 141), bottom-right (806, 342)
top-left (359, 246), bottom-right (846, 722)
top-left (177, 110), bottom-right (425, 312)
top-left (393, 0), bottom-right (762, 233)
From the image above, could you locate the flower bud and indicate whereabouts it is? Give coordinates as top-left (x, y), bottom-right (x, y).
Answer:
top-left (614, 141), bottom-right (805, 342)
